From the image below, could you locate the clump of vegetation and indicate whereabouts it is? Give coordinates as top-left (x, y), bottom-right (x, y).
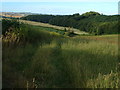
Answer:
top-left (2, 19), bottom-right (62, 46)
top-left (2, 19), bottom-right (20, 35)
top-left (64, 27), bottom-right (77, 37)
top-left (81, 11), bottom-right (100, 17)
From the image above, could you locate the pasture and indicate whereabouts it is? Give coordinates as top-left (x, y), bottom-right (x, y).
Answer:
top-left (2, 19), bottom-right (119, 88)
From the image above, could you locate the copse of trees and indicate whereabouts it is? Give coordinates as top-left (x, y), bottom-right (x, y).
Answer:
top-left (81, 11), bottom-right (100, 17)
top-left (21, 11), bottom-right (120, 35)
top-left (21, 14), bottom-right (55, 23)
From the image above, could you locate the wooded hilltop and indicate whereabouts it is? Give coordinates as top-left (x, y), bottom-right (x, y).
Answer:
top-left (21, 11), bottom-right (120, 35)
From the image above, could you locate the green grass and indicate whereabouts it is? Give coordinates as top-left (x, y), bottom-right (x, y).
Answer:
top-left (31, 25), bottom-right (65, 35)
top-left (20, 19), bottom-right (89, 35)
top-left (2, 19), bottom-right (119, 88)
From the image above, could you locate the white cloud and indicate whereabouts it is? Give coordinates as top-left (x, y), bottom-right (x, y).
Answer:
top-left (1, 0), bottom-right (119, 2)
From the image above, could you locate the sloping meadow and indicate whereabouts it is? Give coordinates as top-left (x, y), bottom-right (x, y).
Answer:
top-left (2, 19), bottom-right (119, 88)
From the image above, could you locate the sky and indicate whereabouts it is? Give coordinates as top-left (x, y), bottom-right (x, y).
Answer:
top-left (1, 0), bottom-right (120, 15)
top-left (1, 0), bottom-right (119, 2)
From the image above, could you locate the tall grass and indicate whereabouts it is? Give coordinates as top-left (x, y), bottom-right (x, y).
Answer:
top-left (2, 19), bottom-right (119, 88)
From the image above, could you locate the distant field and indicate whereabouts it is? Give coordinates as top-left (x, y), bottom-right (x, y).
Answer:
top-left (19, 20), bottom-right (89, 35)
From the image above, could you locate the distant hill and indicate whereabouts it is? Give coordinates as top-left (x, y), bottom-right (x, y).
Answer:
top-left (0, 12), bottom-right (37, 18)
top-left (21, 11), bottom-right (120, 35)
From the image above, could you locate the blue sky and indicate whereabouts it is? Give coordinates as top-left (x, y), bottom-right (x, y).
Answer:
top-left (2, 1), bottom-right (119, 15)
top-left (2, 0), bottom-right (119, 2)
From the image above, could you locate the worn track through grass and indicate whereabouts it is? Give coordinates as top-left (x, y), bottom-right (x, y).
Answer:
top-left (2, 19), bottom-right (119, 88)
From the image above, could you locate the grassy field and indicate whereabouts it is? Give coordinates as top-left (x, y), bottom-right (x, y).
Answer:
top-left (19, 20), bottom-right (89, 35)
top-left (2, 19), bottom-right (119, 88)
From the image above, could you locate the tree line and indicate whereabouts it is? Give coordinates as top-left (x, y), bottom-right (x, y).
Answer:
top-left (21, 11), bottom-right (120, 35)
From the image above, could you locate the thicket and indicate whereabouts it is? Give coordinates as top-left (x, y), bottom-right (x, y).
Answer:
top-left (2, 19), bottom-right (62, 46)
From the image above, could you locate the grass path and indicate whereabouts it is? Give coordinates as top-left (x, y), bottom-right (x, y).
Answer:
top-left (2, 19), bottom-right (119, 88)
top-left (19, 20), bottom-right (89, 35)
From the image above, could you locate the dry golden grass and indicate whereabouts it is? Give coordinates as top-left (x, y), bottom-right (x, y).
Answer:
top-left (19, 20), bottom-right (89, 35)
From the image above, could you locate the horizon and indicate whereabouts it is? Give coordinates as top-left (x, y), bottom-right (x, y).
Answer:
top-left (1, 1), bottom-right (119, 15)
top-left (1, 11), bottom-right (119, 16)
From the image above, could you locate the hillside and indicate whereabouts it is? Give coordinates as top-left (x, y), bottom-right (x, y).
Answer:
top-left (21, 11), bottom-right (119, 35)
top-left (0, 12), bottom-right (36, 18)
top-left (19, 20), bottom-right (88, 35)
top-left (2, 19), bottom-right (119, 88)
